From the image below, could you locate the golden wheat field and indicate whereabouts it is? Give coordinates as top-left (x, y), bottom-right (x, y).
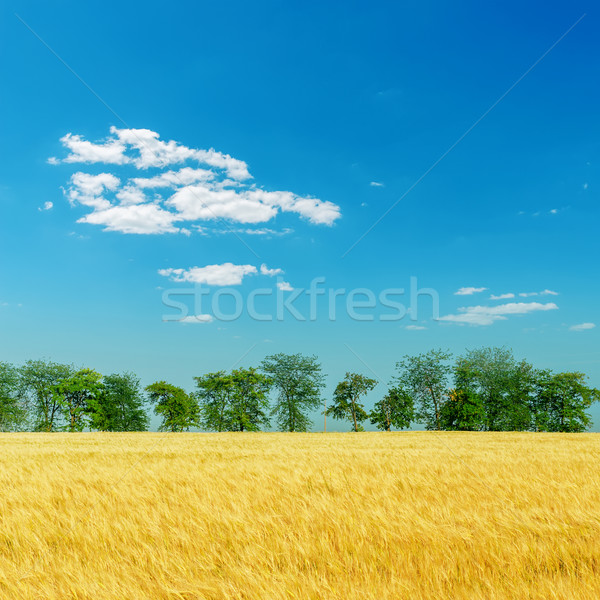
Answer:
top-left (1, 432), bottom-right (599, 600)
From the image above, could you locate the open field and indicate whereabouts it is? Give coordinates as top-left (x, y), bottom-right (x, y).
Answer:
top-left (1, 433), bottom-right (600, 599)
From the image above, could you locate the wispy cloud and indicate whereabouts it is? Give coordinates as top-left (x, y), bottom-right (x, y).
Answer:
top-left (490, 293), bottom-right (514, 300)
top-left (519, 289), bottom-right (559, 298)
top-left (52, 128), bottom-right (341, 234)
top-left (38, 201), bottom-right (53, 211)
top-left (369, 181), bottom-right (384, 187)
top-left (569, 322), bottom-right (596, 332)
top-left (405, 325), bottom-right (427, 330)
top-left (177, 314), bottom-right (214, 324)
top-left (440, 301), bottom-right (558, 326)
top-left (455, 286), bottom-right (487, 296)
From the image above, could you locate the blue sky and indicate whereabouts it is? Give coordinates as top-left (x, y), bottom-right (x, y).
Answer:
top-left (1, 0), bottom-right (599, 429)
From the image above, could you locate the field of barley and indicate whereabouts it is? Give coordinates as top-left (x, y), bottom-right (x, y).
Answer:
top-left (1, 432), bottom-right (599, 599)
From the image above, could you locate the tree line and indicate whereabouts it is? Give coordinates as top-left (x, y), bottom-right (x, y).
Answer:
top-left (0, 348), bottom-right (597, 433)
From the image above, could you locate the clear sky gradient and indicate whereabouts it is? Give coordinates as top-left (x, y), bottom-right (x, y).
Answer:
top-left (1, 0), bottom-right (598, 429)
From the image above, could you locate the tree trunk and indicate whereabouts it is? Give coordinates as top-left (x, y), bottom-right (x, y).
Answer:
top-left (430, 389), bottom-right (440, 430)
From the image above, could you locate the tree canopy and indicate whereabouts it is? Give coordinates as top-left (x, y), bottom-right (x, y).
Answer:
top-left (260, 353), bottom-right (325, 432)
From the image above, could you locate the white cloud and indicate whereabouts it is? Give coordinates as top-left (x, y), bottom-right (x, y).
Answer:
top-left (405, 325), bottom-right (427, 330)
top-left (569, 322), bottom-right (596, 332)
top-left (166, 185), bottom-right (278, 224)
top-left (177, 314), bottom-right (214, 324)
top-left (57, 133), bottom-right (129, 165)
top-left (39, 201), bottom-right (53, 211)
top-left (519, 289), bottom-right (559, 298)
top-left (440, 301), bottom-right (558, 326)
top-left (260, 264), bottom-right (283, 276)
top-left (159, 263), bottom-right (258, 286)
top-left (132, 167), bottom-right (214, 189)
top-left (370, 181), bottom-right (384, 187)
top-left (583, 183), bottom-right (589, 190)
top-left (53, 128), bottom-right (341, 234)
top-left (66, 172), bottom-right (120, 210)
top-left (490, 293), bottom-right (514, 300)
top-left (79, 203), bottom-right (182, 234)
top-left (277, 281), bottom-right (294, 292)
top-left (455, 287), bottom-right (487, 296)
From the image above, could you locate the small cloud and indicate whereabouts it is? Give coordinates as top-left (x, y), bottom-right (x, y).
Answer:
top-left (47, 157), bottom-right (60, 165)
top-left (361, 202), bottom-right (368, 207)
top-left (583, 183), bottom-right (589, 190)
top-left (369, 181), bottom-right (384, 188)
top-left (455, 287), bottom-right (487, 296)
top-left (549, 209), bottom-right (558, 215)
top-left (405, 325), bottom-right (427, 330)
top-left (38, 201), bottom-right (54, 211)
top-left (519, 290), bottom-right (558, 298)
top-left (569, 322), bottom-right (596, 332)
top-left (176, 314), bottom-right (214, 324)
top-left (490, 293), bottom-right (515, 300)
top-left (260, 264), bottom-right (284, 276)
top-left (277, 281), bottom-right (293, 292)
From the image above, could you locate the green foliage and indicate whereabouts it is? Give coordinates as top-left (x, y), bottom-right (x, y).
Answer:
top-left (195, 369), bottom-right (273, 432)
top-left (227, 368), bottom-right (272, 432)
top-left (394, 349), bottom-right (452, 430)
top-left (370, 386), bottom-right (414, 431)
top-left (534, 371), bottom-right (599, 432)
top-left (4, 348), bottom-right (600, 434)
top-left (195, 371), bottom-right (235, 432)
top-left (146, 381), bottom-right (200, 432)
top-left (90, 373), bottom-right (149, 431)
top-left (56, 368), bottom-right (105, 432)
top-left (455, 348), bottom-right (536, 431)
top-left (439, 389), bottom-right (485, 431)
top-left (0, 362), bottom-right (28, 431)
top-left (261, 353), bottom-right (325, 432)
top-left (20, 359), bottom-right (73, 431)
top-left (327, 372), bottom-right (377, 432)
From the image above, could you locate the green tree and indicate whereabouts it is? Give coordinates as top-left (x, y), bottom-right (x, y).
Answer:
top-left (227, 368), bottom-right (272, 432)
top-left (195, 371), bottom-right (234, 432)
top-left (456, 348), bottom-right (535, 431)
top-left (535, 371), bottom-right (599, 432)
top-left (57, 368), bottom-right (105, 432)
top-left (327, 372), bottom-right (377, 432)
top-left (370, 386), bottom-right (413, 431)
top-left (261, 353), bottom-right (325, 432)
top-left (89, 372), bottom-right (149, 431)
top-left (146, 382), bottom-right (200, 432)
top-left (394, 349), bottom-right (452, 430)
top-left (0, 362), bottom-right (28, 431)
top-left (20, 359), bottom-right (72, 431)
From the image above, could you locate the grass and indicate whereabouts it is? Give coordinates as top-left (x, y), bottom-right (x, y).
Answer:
top-left (1, 432), bottom-right (599, 599)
